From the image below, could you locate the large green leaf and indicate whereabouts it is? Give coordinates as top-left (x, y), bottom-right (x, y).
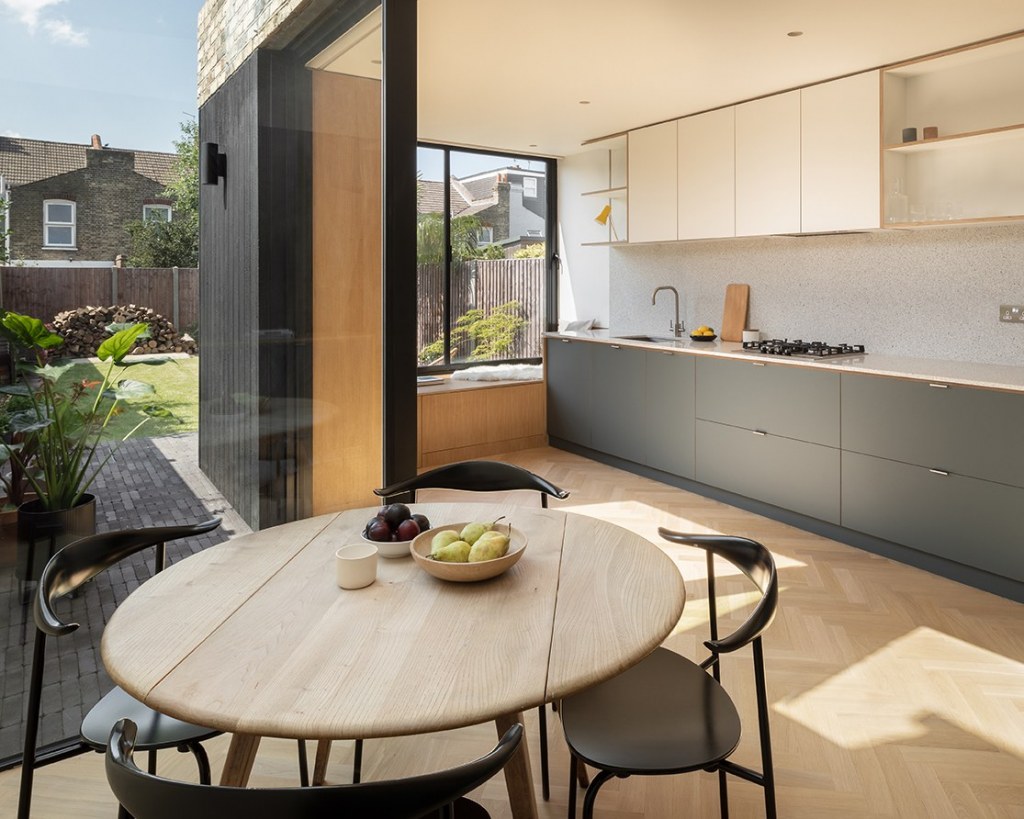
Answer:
top-left (97, 323), bottom-right (148, 363)
top-left (8, 412), bottom-right (53, 436)
top-left (0, 384), bottom-right (32, 396)
top-left (141, 405), bottom-right (177, 419)
top-left (120, 355), bottom-right (173, 367)
top-left (20, 362), bottom-right (76, 383)
top-left (106, 379), bottom-right (156, 399)
top-left (0, 312), bottom-right (63, 350)
top-left (106, 322), bottom-right (152, 338)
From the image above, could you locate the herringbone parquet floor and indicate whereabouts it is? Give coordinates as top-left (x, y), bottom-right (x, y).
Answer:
top-left (3, 446), bottom-right (1022, 818)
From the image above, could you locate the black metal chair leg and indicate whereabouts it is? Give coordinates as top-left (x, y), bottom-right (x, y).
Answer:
top-left (117, 803), bottom-right (133, 819)
top-left (568, 753), bottom-right (578, 819)
top-left (17, 630), bottom-right (47, 819)
top-left (297, 740), bottom-right (310, 787)
top-left (753, 638), bottom-right (777, 819)
top-left (718, 767), bottom-right (730, 818)
top-left (353, 738), bottom-right (364, 784)
top-left (178, 741), bottom-right (212, 785)
top-left (148, 749), bottom-right (158, 775)
top-left (538, 704), bottom-right (550, 801)
top-left (581, 769), bottom-right (616, 819)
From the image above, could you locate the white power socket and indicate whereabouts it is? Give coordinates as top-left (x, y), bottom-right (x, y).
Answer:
top-left (999, 304), bottom-right (1024, 323)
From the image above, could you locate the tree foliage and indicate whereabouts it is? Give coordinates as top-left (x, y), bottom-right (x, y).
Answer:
top-left (0, 196), bottom-right (9, 264)
top-left (513, 242), bottom-right (545, 259)
top-left (418, 301), bottom-right (527, 364)
top-left (126, 119), bottom-right (199, 267)
top-left (417, 212), bottom-right (506, 263)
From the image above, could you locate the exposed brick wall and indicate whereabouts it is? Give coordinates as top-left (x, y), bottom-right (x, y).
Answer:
top-left (198, 0), bottom-right (338, 104)
top-left (8, 148), bottom-right (168, 263)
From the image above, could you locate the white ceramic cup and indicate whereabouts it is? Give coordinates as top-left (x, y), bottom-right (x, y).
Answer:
top-left (742, 329), bottom-right (761, 343)
top-left (336, 543), bottom-right (378, 589)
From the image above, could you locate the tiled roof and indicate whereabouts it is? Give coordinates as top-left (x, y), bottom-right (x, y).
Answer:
top-left (0, 136), bottom-right (176, 188)
top-left (462, 176), bottom-right (498, 201)
top-left (417, 179), bottom-right (472, 216)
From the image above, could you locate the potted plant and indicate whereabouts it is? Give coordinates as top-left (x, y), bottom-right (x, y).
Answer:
top-left (0, 311), bottom-right (169, 594)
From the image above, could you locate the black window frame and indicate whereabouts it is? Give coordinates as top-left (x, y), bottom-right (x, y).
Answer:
top-left (416, 141), bottom-right (556, 374)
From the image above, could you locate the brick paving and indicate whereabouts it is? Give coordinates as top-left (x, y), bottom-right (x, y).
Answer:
top-left (0, 433), bottom-right (250, 764)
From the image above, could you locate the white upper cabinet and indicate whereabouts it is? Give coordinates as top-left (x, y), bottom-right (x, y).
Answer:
top-left (802, 71), bottom-right (881, 232)
top-left (735, 90), bottom-right (801, 236)
top-left (628, 121), bottom-right (678, 243)
top-left (677, 107), bottom-right (735, 240)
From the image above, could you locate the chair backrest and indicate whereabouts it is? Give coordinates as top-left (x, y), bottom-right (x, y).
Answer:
top-left (106, 718), bottom-right (523, 819)
top-left (657, 529), bottom-right (778, 654)
top-left (375, 460), bottom-right (570, 505)
top-left (34, 519), bottom-right (222, 638)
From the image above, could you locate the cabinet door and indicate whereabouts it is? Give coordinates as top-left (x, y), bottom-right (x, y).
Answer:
top-left (735, 91), bottom-right (801, 236)
top-left (590, 344), bottom-right (647, 463)
top-left (696, 358), bottom-right (840, 447)
top-left (842, 451), bottom-right (1024, 581)
top-left (646, 350), bottom-right (695, 478)
top-left (696, 420), bottom-right (840, 523)
top-left (802, 71), bottom-right (881, 232)
top-left (546, 338), bottom-right (592, 447)
top-left (677, 107), bottom-right (735, 240)
top-left (841, 374), bottom-right (1024, 488)
top-left (628, 121), bottom-right (677, 243)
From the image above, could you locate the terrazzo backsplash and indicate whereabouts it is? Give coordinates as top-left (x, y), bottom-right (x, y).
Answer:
top-left (608, 223), bottom-right (1024, 367)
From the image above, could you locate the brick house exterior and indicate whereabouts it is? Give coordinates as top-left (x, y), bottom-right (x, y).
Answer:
top-left (0, 136), bottom-right (175, 264)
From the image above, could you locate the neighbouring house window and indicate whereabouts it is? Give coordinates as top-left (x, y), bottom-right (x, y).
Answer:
top-left (143, 204), bottom-right (172, 222)
top-left (43, 199), bottom-right (76, 247)
top-left (523, 176), bottom-right (537, 198)
top-left (416, 144), bottom-right (552, 370)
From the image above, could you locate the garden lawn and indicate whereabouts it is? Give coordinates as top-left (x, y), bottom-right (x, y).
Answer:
top-left (61, 356), bottom-right (199, 441)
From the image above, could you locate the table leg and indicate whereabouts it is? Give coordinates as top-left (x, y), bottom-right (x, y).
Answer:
top-left (312, 739), bottom-right (333, 786)
top-left (220, 733), bottom-right (262, 786)
top-left (495, 712), bottom-right (538, 819)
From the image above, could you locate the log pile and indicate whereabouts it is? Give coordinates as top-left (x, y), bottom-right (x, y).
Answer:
top-left (51, 305), bottom-right (197, 358)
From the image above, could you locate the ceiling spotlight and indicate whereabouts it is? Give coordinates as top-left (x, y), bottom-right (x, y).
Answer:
top-left (787, 31), bottom-right (803, 37)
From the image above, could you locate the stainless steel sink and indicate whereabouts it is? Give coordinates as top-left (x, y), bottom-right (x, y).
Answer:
top-left (613, 334), bottom-right (684, 344)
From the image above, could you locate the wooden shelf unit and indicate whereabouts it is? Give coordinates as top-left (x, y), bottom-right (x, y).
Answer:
top-left (882, 32), bottom-right (1024, 226)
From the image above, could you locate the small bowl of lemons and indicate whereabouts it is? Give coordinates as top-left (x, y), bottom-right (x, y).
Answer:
top-left (690, 325), bottom-right (717, 342)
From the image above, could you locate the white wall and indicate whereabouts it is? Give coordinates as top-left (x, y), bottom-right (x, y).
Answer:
top-left (605, 223), bottom-right (1024, 366)
top-left (557, 150), bottom-right (612, 327)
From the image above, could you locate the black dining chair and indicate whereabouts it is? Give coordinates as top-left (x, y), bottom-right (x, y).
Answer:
top-left (17, 520), bottom-right (223, 819)
top-left (560, 530), bottom-right (779, 819)
top-left (106, 717), bottom-right (523, 819)
top-left (311, 460), bottom-right (569, 799)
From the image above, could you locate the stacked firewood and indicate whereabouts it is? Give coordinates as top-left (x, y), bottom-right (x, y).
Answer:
top-left (51, 305), bottom-right (197, 357)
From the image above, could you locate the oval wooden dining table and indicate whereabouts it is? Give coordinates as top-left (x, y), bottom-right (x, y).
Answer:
top-left (101, 502), bottom-right (685, 819)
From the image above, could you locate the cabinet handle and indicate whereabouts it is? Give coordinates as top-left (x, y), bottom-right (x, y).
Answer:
top-left (662, 351), bottom-right (673, 356)
top-left (752, 362), bottom-right (766, 367)
top-left (928, 468), bottom-right (950, 476)
top-left (752, 429), bottom-right (767, 436)
top-left (928, 383), bottom-right (948, 389)
top-left (610, 344), bottom-right (621, 349)
top-left (561, 338), bottom-right (570, 343)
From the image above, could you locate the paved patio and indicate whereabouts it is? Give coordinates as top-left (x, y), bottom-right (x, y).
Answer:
top-left (0, 433), bottom-right (250, 765)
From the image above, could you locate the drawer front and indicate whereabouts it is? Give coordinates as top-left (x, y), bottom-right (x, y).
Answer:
top-left (591, 344), bottom-right (648, 463)
top-left (696, 358), bottom-right (840, 446)
top-left (842, 374), bottom-right (1024, 488)
top-left (546, 339), bottom-right (592, 446)
top-left (842, 451), bottom-right (1024, 582)
top-left (696, 419), bottom-right (840, 523)
top-left (646, 350), bottom-right (695, 478)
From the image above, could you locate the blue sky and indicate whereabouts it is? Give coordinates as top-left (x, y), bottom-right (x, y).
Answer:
top-left (1, 0), bottom-right (205, 153)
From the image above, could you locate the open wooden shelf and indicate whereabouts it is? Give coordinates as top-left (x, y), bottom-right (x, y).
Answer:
top-left (580, 186), bottom-right (627, 197)
top-left (885, 213), bottom-right (1024, 228)
top-left (580, 240), bottom-right (628, 247)
top-left (883, 122), bottom-right (1024, 153)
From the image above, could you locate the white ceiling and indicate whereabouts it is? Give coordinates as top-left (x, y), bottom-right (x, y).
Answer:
top-left (323, 0), bottom-right (1024, 158)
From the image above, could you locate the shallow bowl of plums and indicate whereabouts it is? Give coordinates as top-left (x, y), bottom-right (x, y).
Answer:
top-left (361, 503), bottom-right (431, 558)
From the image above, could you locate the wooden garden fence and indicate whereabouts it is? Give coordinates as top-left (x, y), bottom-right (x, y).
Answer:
top-left (0, 266), bottom-right (199, 331)
top-left (416, 257), bottom-right (545, 363)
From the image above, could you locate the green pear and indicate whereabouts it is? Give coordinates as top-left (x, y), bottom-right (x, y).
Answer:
top-left (459, 521), bottom-right (491, 545)
top-left (430, 529), bottom-right (460, 557)
top-left (433, 540), bottom-right (472, 563)
top-left (468, 534), bottom-right (509, 562)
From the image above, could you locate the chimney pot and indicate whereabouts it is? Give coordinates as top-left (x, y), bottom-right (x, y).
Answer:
top-left (90, 134), bottom-right (102, 149)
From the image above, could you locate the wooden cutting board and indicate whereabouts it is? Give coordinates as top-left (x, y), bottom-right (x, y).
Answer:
top-left (721, 283), bottom-right (750, 342)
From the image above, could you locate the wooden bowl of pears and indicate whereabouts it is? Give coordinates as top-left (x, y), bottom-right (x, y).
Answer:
top-left (410, 519), bottom-right (527, 582)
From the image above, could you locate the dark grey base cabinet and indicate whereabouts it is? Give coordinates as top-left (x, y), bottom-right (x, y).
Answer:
top-left (842, 451), bottom-right (1024, 582)
top-left (647, 351), bottom-right (695, 478)
top-left (591, 344), bottom-right (648, 463)
top-left (696, 420), bottom-right (840, 524)
top-left (546, 339), bottom-right (592, 447)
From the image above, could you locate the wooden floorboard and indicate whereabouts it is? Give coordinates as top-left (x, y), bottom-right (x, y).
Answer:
top-left (3, 446), bottom-right (1023, 818)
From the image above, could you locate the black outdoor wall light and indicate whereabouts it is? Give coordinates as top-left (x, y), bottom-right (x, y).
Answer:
top-left (201, 141), bottom-right (227, 185)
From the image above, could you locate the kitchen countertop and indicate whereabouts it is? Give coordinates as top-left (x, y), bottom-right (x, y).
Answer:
top-left (544, 330), bottom-right (1024, 394)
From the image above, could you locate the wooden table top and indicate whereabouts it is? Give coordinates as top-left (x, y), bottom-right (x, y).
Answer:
top-left (101, 503), bottom-right (685, 741)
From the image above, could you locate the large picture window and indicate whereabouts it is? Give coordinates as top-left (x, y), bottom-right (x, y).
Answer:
top-left (416, 144), bottom-right (554, 370)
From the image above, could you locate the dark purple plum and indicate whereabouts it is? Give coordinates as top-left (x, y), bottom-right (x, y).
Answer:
top-left (396, 519), bottom-right (420, 541)
top-left (366, 519), bottom-right (391, 542)
top-left (383, 503), bottom-right (411, 529)
top-left (410, 513), bottom-right (431, 531)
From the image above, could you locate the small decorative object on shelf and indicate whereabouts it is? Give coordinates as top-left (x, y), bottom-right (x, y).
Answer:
top-left (901, 127), bottom-right (918, 143)
top-left (923, 126), bottom-right (939, 139)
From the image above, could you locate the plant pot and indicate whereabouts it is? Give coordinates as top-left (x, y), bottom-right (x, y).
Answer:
top-left (16, 493), bottom-right (97, 589)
